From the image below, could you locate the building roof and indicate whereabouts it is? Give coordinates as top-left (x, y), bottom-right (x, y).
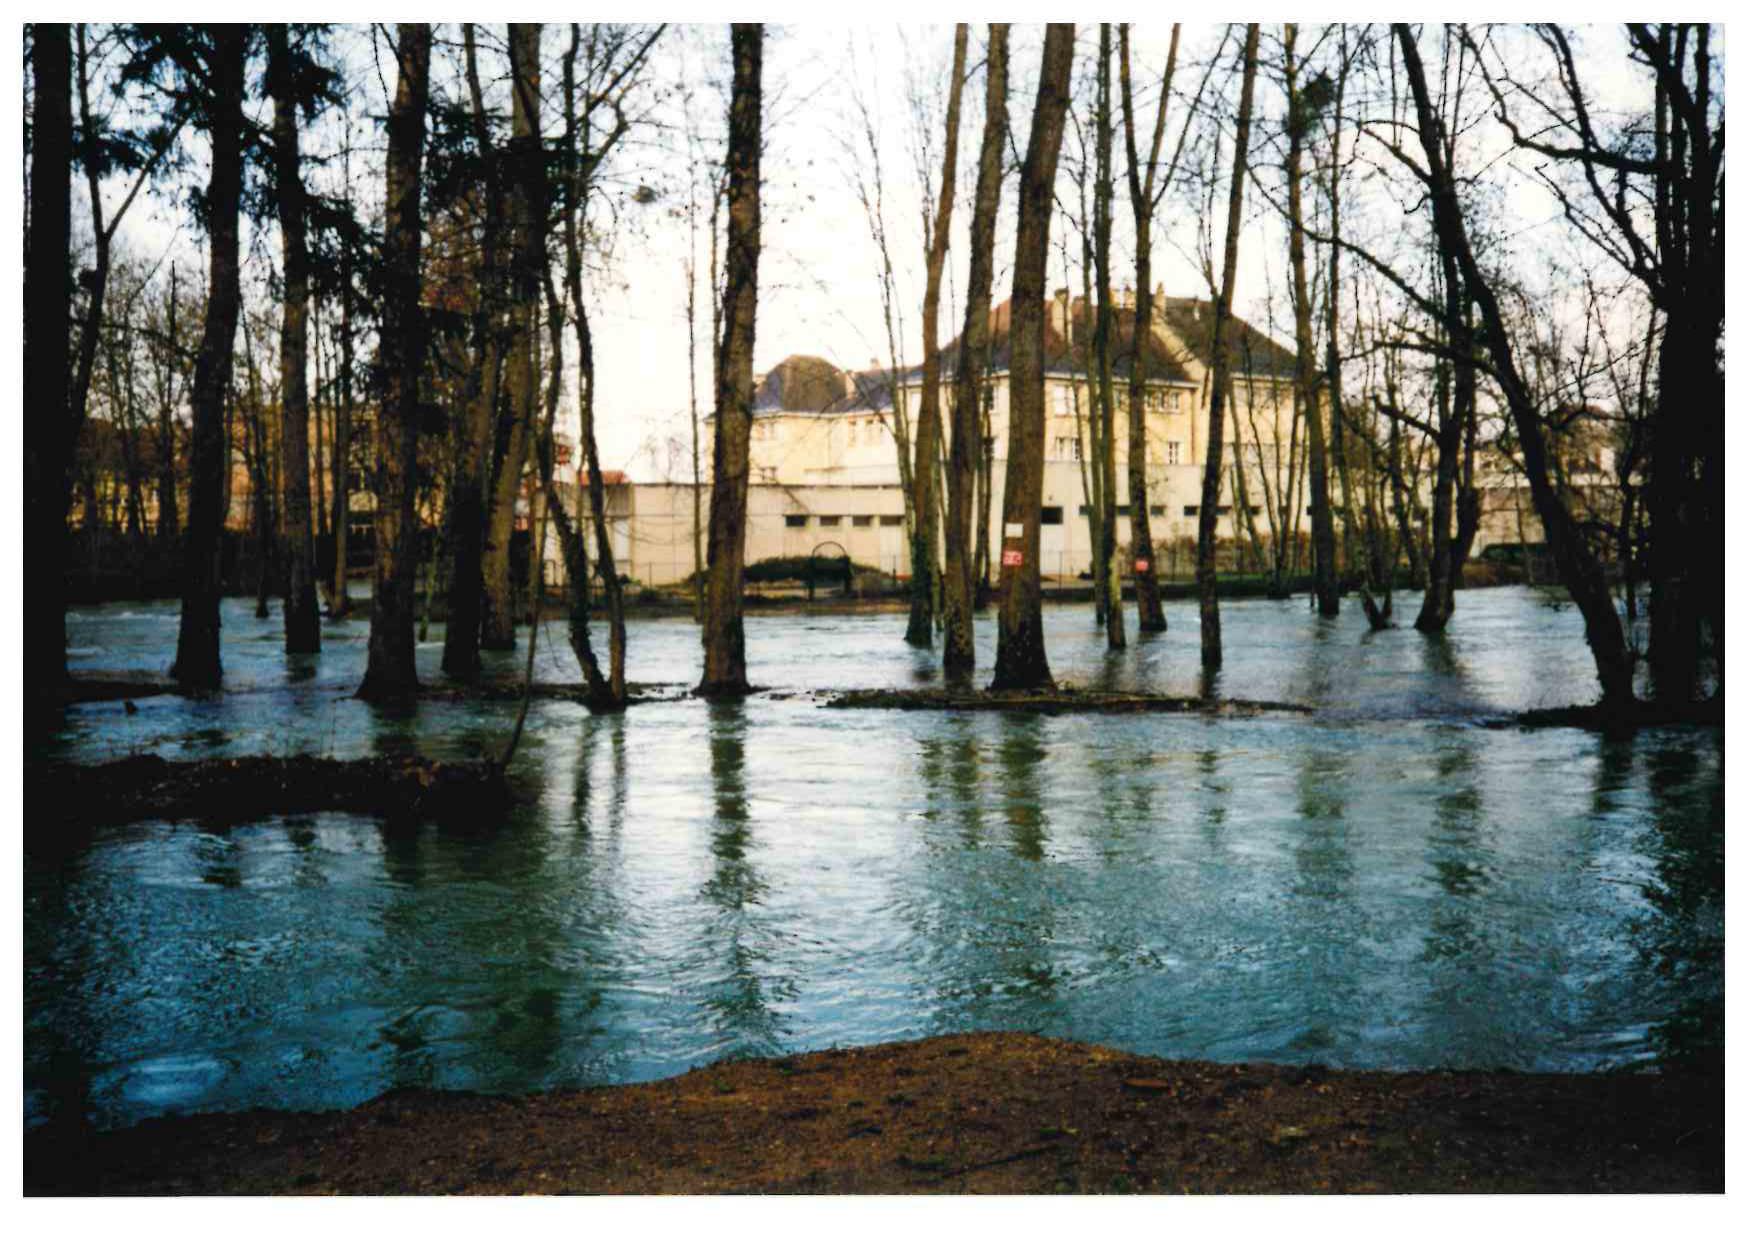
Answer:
top-left (747, 294), bottom-right (1298, 419)
top-left (752, 355), bottom-right (896, 415)
top-left (1159, 296), bottom-right (1298, 379)
top-left (943, 293), bottom-right (1296, 385)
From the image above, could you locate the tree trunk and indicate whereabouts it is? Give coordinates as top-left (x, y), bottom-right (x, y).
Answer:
top-left (1092, 25), bottom-right (1125, 650)
top-left (154, 265), bottom-right (183, 555)
top-left (1118, 22), bottom-right (1177, 635)
top-left (944, 24), bottom-right (1008, 674)
top-left (479, 23), bottom-right (543, 654)
top-left (358, 22), bottom-right (431, 701)
top-left (1284, 25), bottom-right (1338, 618)
top-left (171, 27), bottom-right (246, 691)
top-left (1195, 23), bottom-right (1260, 673)
top-left (270, 27), bottom-right (320, 653)
top-left (560, 23), bottom-right (629, 711)
top-left (698, 23), bottom-right (764, 697)
top-left (905, 25), bottom-right (968, 648)
top-left (990, 22), bottom-right (1075, 692)
top-left (330, 131), bottom-right (356, 619)
top-left (439, 32), bottom-right (507, 678)
top-left (1394, 23), bottom-right (1633, 707)
top-left (26, 21), bottom-right (72, 691)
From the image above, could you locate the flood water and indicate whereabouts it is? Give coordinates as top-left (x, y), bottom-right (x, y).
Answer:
top-left (27, 587), bottom-right (1723, 1130)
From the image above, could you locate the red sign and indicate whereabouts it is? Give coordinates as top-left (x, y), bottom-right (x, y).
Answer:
top-left (1134, 558), bottom-right (1150, 573)
top-left (1001, 548), bottom-right (1023, 568)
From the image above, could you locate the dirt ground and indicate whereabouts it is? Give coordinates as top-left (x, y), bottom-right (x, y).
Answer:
top-left (24, 1032), bottom-right (1722, 1195)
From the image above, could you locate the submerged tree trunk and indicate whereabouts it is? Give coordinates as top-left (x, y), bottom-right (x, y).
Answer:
top-left (358, 23), bottom-right (431, 702)
top-left (905, 24), bottom-right (968, 648)
top-left (1194, 23), bottom-right (1260, 674)
top-left (153, 264), bottom-right (184, 557)
top-left (1394, 23), bottom-right (1633, 707)
top-left (330, 129), bottom-right (357, 619)
top-left (26, 22), bottom-right (72, 691)
top-left (1284, 24), bottom-right (1338, 619)
top-left (990, 22), bottom-right (1075, 693)
top-left (698, 23), bottom-right (764, 697)
top-left (441, 26), bottom-right (508, 678)
top-left (1414, 282), bottom-right (1477, 634)
top-left (479, 23), bottom-right (543, 654)
top-left (1118, 22), bottom-right (1178, 635)
top-left (559, 22), bottom-right (640, 711)
top-left (240, 319), bottom-right (274, 620)
top-left (172, 27), bottom-right (247, 692)
top-left (944, 24), bottom-right (1008, 675)
top-left (270, 26), bottom-right (320, 653)
top-left (1092, 25), bottom-right (1125, 650)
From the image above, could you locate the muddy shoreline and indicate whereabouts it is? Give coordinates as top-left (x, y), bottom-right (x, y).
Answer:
top-left (23, 1033), bottom-right (1721, 1195)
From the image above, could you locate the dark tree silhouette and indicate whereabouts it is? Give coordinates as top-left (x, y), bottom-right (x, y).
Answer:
top-left (990, 22), bottom-right (1075, 693)
top-left (358, 22), bottom-right (431, 701)
top-left (698, 23), bottom-right (764, 698)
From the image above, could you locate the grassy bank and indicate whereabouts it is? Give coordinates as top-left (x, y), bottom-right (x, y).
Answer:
top-left (24, 1032), bottom-right (1720, 1195)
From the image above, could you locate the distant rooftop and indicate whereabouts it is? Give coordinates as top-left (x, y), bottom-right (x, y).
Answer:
top-left (747, 292), bottom-right (1298, 417)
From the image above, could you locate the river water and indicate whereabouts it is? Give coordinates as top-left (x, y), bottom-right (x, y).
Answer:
top-left (27, 587), bottom-right (1722, 1129)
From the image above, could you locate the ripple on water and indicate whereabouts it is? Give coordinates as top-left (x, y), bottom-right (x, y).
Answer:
top-left (26, 589), bottom-right (1722, 1128)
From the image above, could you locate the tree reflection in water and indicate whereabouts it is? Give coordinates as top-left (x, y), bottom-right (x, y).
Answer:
top-left (698, 698), bottom-right (791, 1056)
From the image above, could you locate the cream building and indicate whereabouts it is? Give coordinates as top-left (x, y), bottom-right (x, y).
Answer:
top-left (584, 289), bottom-right (1315, 587)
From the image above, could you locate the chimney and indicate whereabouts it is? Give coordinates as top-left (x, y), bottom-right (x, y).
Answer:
top-left (1052, 287), bottom-right (1070, 337)
top-left (1118, 284), bottom-right (1135, 311)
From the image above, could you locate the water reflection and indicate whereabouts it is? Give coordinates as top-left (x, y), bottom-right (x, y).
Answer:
top-left (1285, 745), bottom-right (1358, 1055)
top-left (698, 700), bottom-right (789, 1056)
top-left (997, 714), bottom-right (1048, 863)
top-left (25, 591), bottom-right (1728, 1128)
top-left (1421, 733), bottom-right (1491, 963)
top-left (1638, 732), bottom-right (1724, 1067)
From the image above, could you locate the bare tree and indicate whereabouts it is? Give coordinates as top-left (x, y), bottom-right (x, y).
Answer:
top-left (991, 22), bottom-right (1075, 693)
top-left (557, 22), bottom-right (664, 710)
top-left (269, 25), bottom-right (320, 653)
top-left (1283, 24), bottom-right (1340, 618)
top-left (943, 23), bottom-right (1009, 674)
top-left (1392, 22), bottom-right (1633, 706)
top-left (1195, 23), bottom-right (1260, 674)
top-left (441, 24), bottom-right (512, 679)
top-left (329, 119), bottom-right (358, 618)
top-left (479, 23), bottom-right (544, 653)
top-left (358, 22), bottom-right (431, 701)
top-left (1117, 21), bottom-right (1188, 634)
top-left (904, 25), bottom-right (968, 647)
top-left (170, 26), bottom-right (248, 691)
top-left (698, 23), bottom-right (764, 697)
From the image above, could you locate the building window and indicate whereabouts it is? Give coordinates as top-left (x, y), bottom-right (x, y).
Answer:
top-left (1052, 385), bottom-right (1073, 416)
top-left (1052, 435), bottom-right (1082, 461)
top-left (1041, 506), bottom-right (1064, 525)
top-left (1216, 505), bottom-right (1232, 516)
top-left (1116, 504), bottom-right (1130, 517)
top-left (818, 515), bottom-right (841, 527)
top-left (1150, 504), bottom-right (1165, 516)
top-left (1165, 441), bottom-right (1181, 464)
top-left (1183, 505), bottom-right (1199, 517)
top-left (879, 514), bottom-right (902, 527)
top-left (852, 515), bottom-right (874, 527)
top-left (1169, 390), bottom-right (1185, 412)
top-left (785, 514), bottom-right (808, 528)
